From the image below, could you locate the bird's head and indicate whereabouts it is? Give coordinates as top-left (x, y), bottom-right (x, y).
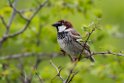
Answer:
top-left (52, 20), bottom-right (73, 32)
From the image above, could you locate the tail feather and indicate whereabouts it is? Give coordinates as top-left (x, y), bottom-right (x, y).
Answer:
top-left (89, 56), bottom-right (95, 62)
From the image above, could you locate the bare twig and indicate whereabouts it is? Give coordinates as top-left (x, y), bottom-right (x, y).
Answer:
top-left (50, 60), bottom-right (64, 81)
top-left (17, 54), bottom-right (44, 83)
top-left (7, 0), bottom-right (18, 29)
top-left (36, 24), bottom-right (43, 46)
top-left (64, 61), bottom-right (78, 83)
top-left (34, 56), bottom-right (42, 69)
top-left (35, 72), bottom-right (44, 83)
top-left (17, 59), bottom-right (28, 83)
top-left (27, 55), bottom-right (43, 83)
top-left (0, 16), bottom-right (7, 28)
top-left (50, 60), bottom-right (78, 83)
top-left (67, 71), bottom-right (78, 83)
top-left (2, 63), bottom-right (10, 83)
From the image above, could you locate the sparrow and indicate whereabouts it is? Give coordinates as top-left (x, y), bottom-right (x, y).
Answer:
top-left (52, 20), bottom-right (95, 62)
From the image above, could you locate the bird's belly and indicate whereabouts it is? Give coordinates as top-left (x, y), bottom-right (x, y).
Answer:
top-left (57, 39), bottom-right (82, 56)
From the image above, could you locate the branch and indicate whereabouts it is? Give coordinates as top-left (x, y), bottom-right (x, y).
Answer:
top-left (8, 0), bottom-right (48, 38)
top-left (0, 52), bottom-right (58, 60)
top-left (36, 24), bottom-right (43, 46)
top-left (92, 51), bottom-right (124, 56)
top-left (67, 71), bottom-right (78, 83)
top-left (0, 0), bottom-right (18, 47)
top-left (0, 0), bottom-right (48, 47)
top-left (0, 51), bottom-right (123, 60)
top-left (0, 51), bottom-right (124, 83)
top-left (19, 8), bottom-right (35, 13)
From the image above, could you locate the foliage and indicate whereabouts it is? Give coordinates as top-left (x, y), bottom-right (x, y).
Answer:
top-left (0, 0), bottom-right (124, 83)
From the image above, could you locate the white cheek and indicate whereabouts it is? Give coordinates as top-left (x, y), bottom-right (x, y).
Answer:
top-left (58, 25), bottom-right (66, 32)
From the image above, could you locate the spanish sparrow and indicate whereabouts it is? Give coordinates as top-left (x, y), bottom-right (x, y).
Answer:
top-left (52, 20), bottom-right (95, 62)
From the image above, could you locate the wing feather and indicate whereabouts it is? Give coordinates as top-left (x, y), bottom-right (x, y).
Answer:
top-left (69, 29), bottom-right (91, 54)
top-left (69, 29), bottom-right (82, 41)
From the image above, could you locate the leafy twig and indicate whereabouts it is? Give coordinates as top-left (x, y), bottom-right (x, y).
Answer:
top-left (0, 0), bottom-right (18, 47)
top-left (0, 0), bottom-right (48, 47)
top-left (78, 27), bottom-right (95, 60)
top-left (8, 0), bottom-right (28, 20)
top-left (8, 0), bottom-right (48, 38)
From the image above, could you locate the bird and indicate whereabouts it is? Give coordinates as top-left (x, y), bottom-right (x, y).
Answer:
top-left (52, 20), bottom-right (95, 62)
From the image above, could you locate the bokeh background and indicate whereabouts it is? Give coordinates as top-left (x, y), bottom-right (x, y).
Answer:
top-left (0, 0), bottom-right (124, 83)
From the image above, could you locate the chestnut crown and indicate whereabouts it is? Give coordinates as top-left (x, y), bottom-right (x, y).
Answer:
top-left (52, 20), bottom-right (73, 32)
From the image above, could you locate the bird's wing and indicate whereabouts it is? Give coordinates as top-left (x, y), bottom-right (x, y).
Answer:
top-left (69, 28), bottom-right (94, 62)
top-left (69, 29), bottom-right (91, 53)
top-left (69, 29), bottom-right (82, 41)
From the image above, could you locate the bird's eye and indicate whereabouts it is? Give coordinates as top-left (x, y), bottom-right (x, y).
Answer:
top-left (57, 23), bottom-right (62, 26)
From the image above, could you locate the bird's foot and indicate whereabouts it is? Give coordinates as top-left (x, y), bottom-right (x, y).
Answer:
top-left (71, 57), bottom-right (79, 62)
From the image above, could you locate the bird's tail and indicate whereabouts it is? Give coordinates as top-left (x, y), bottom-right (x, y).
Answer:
top-left (89, 56), bottom-right (95, 62)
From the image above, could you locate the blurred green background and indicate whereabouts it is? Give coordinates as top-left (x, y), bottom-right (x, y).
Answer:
top-left (0, 0), bottom-right (124, 83)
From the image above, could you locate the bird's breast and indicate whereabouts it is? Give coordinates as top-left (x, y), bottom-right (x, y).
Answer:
top-left (57, 35), bottom-right (83, 56)
top-left (57, 32), bottom-right (68, 39)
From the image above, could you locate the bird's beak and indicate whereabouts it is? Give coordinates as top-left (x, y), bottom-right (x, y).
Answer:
top-left (52, 22), bottom-right (60, 27)
top-left (52, 23), bottom-right (57, 27)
